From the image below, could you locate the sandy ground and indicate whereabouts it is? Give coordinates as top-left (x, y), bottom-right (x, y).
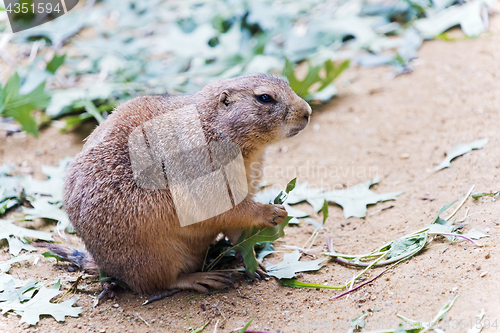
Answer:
top-left (1, 13), bottom-right (500, 333)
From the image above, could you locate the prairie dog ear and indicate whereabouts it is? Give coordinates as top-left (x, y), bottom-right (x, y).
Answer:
top-left (219, 90), bottom-right (230, 106)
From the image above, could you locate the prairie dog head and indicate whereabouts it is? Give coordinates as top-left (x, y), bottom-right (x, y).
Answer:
top-left (199, 74), bottom-right (312, 151)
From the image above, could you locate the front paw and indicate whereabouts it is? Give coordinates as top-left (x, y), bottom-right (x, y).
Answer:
top-left (263, 204), bottom-right (288, 227)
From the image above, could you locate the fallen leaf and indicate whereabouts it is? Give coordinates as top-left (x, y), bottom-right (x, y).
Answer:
top-left (20, 156), bottom-right (72, 202)
top-left (414, 0), bottom-right (493, 39)
top-left (468, 309), bottom-right (486, 333)
top-left (387, 235), bottom-right (427, 260)
top-left (0, 220), bottom-right (53, 256)
top-left (362, 294), bottom-right (459, 332)
top-left (255, 242), bottom-right (275, 262)
top-left (266, 249), bottom-right (326, 279)
top-left (348, 312), bottom-right (368, 333)
top-left (324, 178), bottom-right (403, 218)
top-left (0, 280), bottom-right (83, 325)
top-left (0, 278), bottom-right (38, 302)
top-left (0, 254), bottom-right (33, 273)
top-left (435, 138), bottom-right (488, 171)
top-left (462, 230), bottom-right (490, 240)
top-left (22, 197), bottom-right (71, 233)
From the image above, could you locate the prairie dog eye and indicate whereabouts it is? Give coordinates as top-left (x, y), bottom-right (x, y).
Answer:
top-left (257, 94), bottom-right (275, 103)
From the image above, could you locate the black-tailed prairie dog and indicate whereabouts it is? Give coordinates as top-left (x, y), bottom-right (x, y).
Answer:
top-left (62, 74), bottom-right (311, 294)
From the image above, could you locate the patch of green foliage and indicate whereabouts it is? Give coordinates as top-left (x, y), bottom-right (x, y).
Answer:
top-left (1, 0), bottom-right (494, 134)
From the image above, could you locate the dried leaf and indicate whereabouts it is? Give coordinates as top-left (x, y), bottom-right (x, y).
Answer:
top-left (0, 281), bottom-right (83, 325)
top-left (435, 138), bottom-right (488, 171)
top-left (266, 249), bottom-right (326, 279)
top-left (0, 254), bottom-right (33, 273)
top-left (0, 220), bottom-right (53, 256)
top-left (324, 178), bottom-right (403, 218)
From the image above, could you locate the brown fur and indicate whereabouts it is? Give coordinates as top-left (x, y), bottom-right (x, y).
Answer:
top-left (63, 74), bottom-right (311, 294)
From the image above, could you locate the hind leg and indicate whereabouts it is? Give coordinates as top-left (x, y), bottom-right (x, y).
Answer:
top-left (143, 272), bottom-right (233, 304)
top-left (173, 272), bottom-right (233, 292)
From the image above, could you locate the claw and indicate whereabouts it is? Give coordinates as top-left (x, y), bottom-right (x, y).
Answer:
top-left (143, 289), bottom-right (181, 305)
top-left (93, 282), bottom-right (116, 307)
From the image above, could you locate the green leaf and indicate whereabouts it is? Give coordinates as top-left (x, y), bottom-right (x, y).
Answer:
top-left (285, 178), bottom-right (297, 194)
top-left (427, 223), bottom-right (454, 239)
top-left (82, 99), bottom-right (105, 124)
top-left (386, 235), bottom-right (427, 260)
top-left (239, 315), bottom-right (256, 333)
top-left (3, 106), bottom-right (38, 137)
top-left (435, 138), bottom-right (488, 171)
top-left (472, 191), bottom-right (500, 199)
top-left (0, 199), bottom-right (18, 215)
top-left (321, 199), bottom-right (328, 225)
top-left (284, 60), bottom-right (317, 99)
top-left (272, 178), bottom-right (297, 205)
top-left (282, 279), bottom-right (344, 289)
top-left (3, 72), bottom-right (21, 105)
top-left (231, 216), bottom-right (292, 275)
top-left (0, 73), bottom-right (50, 137)
top-left (265, 249), bottom-right (325, 279)
top-left (0, 283), bottom-right (83, 325)
top-left (432, 201), bottom-right (457, 224)
top-left (45, 54), bottom-right (66, 74)
top-left (317, 60), bottom-right (350, 91)
top-left (6, 237), bottom-right (36, 257)
top-left (41, 251), bottom-right (71, 263)
top-left (284, 59), bottom-right (349, 101)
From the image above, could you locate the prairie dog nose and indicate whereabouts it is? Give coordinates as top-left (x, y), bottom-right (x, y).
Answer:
top-left (302, 101), bottom-right (312, 120)
top-left (297, 100), bottom-right (312, 122)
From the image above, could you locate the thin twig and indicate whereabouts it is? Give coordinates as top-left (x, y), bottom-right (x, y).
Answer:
top-left (136, 313), bottom-right (151, 327)
top-left (445, 185), bottom-right (474, 221)
top-left (430, 232), bottom-right (483, 246)
top-left (55, 275), bottom-right (82, 303)
top-left (331, 260), bottom-right (403, 300)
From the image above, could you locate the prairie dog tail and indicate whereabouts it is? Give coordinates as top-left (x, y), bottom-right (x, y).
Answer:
top-left (34, 243), bottom-right (99, 275)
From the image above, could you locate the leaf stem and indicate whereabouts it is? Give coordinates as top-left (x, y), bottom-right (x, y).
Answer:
top-left (331, 259), bottom-right (404, 300)
top-left (429, 232), bottom-right (482, 246)
top-left (445, 185), bottom-right (474, 221)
